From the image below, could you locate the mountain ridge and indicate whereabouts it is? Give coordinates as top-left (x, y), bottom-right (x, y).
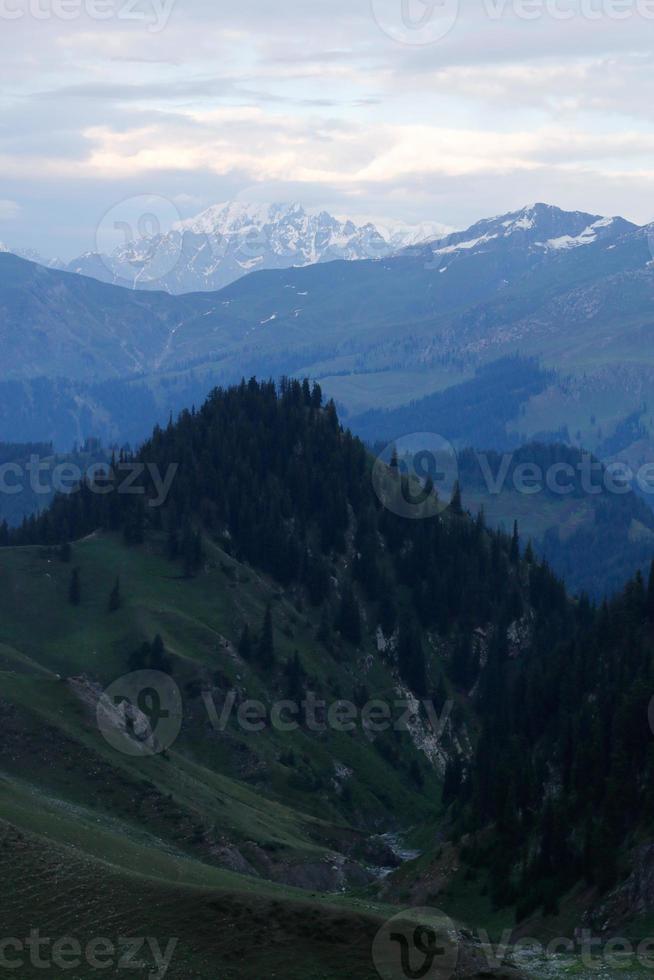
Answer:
top-left (2, 200), bottom-right (654, 469)
top-left (64, 200), bottom-right (450, 295)
top-left (419, 202), bottom-right (638, 258)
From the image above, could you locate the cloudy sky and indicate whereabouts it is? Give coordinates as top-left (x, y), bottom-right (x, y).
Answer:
top-left (2, 0), bottom-right (654, 257)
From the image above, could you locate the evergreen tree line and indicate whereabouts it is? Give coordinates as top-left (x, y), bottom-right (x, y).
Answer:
top-left (445, 563), bottom-right (654, 916)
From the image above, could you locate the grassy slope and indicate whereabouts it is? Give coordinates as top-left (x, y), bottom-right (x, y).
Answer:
top-left (0, 532), bottom-right (451, 977)
top-left (0, 817), bottom-right (387, 980)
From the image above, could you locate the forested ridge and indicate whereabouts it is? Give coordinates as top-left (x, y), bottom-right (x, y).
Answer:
top-left (6, 376), bottom-right (654, 920)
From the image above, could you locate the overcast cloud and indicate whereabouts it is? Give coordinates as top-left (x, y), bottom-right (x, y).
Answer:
top-left (2, 0), bottom-right (654, 256)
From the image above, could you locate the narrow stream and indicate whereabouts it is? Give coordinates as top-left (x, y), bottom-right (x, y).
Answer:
top-left (365, 834), bottom-right (649, 977)
top-left (368, 831), bottom-right (422, 879)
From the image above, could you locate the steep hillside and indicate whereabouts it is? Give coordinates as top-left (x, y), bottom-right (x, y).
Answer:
top-left (0, 380), bottom-right (540, 977)
top-left (0, 253), bottom-right (216, 382)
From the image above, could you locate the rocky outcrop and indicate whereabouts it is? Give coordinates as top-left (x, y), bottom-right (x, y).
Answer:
top-left (583, 841), bottom-right (654, 931)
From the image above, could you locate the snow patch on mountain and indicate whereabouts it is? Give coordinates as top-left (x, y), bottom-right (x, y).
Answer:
top-left (433, 233), bottom-right (499, 256)
top-left (424, 204), bottom-right (635, 260)
top-left (538, 216), bottom-right (618, 251)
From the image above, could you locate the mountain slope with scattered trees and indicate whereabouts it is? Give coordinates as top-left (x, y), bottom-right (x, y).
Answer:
top-left (3, 378), bottom-right (654, 941)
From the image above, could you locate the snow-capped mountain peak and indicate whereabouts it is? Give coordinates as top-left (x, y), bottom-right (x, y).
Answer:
top-left (175, 201), bottom-right (307, 237)
top-left (66, 201), bottom-right (449, 294)
top-left (425, 203), bottom-right (636, 259)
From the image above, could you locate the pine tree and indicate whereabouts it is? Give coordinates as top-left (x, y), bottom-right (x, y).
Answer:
top-left (182, 522), bottom-right (203, 577)
top-left (305, 554), bottom-right (330, 606)
top-left (450, 480), bottom-right (463, 515)
top-left (317, 604), bottom-right (333, 648)
top-left (398, 613), bottom-right (427, 696)
top-left (647, 560), bottom-right (654, 622)
top-left (167, 526), bottom-right (179, 561)
top-left (337, 583), bottom-right (361, 645)
top-left (451, 633), bottom-right (474, 688)
top-left (108, 577), bottom-right (122, 613)
top-left (68, 568), bottom-right (81, 606)
top-left (258, 604), bottom-right (275, 668)
top-left (285, 651), bottom-right (305, 700)
top-left (510, 520), bottom-right (520, 564)
top-left (238, 624), bottom-right (252, 660)
top-left (379, 588), bottom-right (397, 638)
top-left (409, 758), bottom-right (424, 788)
top-left (58, 541), bottom-right (72, 563)
top-left (442, 757), bottom-right (462, 806)
top-left (150, 633), bottom-right (170, 673)
top-left (123, 499), bottom-right (145, 545)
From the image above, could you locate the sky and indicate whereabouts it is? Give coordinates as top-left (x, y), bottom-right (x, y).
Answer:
top-left (2, 0), bottom-right (654, 257)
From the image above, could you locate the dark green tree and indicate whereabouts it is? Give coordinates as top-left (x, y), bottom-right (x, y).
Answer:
top-left (510, 520), bottom-right (520, 564)
top-left (398, 613), bottom-right (427, 696)
top-left (647, 560), bottom-right (654, 622)
top-left (238, 624), bottom-right (252, 660)
top-left (108, 577), bottom-right (122, 613)
top-left (68, 567), bottom-right (81, 606)
top-left (337, 583), bottom-right (361, 645)
top-left (258, 604), bottom-right (275, 668)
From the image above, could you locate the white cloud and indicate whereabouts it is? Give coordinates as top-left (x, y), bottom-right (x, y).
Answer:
top-left (0, 200), bottom-right (20, 220)
top-left (54, 116), bottom-right (654, 188)
top-left (4, 0), bottom-right (654, 253)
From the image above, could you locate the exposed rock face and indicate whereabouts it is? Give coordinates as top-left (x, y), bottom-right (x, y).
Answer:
top-left (583, 842), bottom-right (654, 931)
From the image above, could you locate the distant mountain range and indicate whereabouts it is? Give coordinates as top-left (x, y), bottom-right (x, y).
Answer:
top-left (1, 201), bottom-right (654, 471)
top-left (4, 202), bottom-right (450, 295)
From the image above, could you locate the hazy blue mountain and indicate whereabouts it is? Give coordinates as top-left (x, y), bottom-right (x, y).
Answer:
top-left (2, 202), bottom-right (654, 466)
